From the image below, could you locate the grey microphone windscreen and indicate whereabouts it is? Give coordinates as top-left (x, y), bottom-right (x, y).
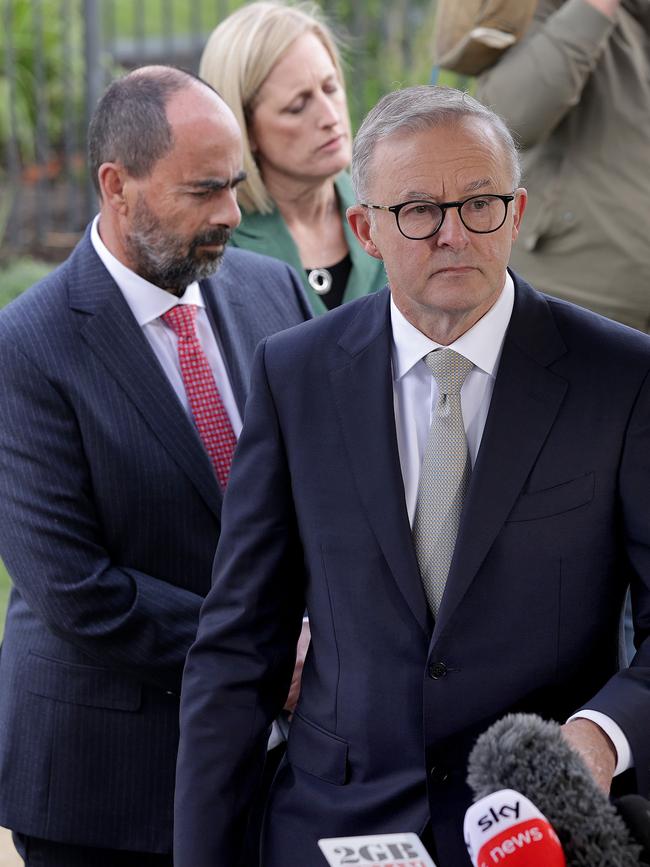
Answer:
top-left (466, 713), bottom-right (640, 866)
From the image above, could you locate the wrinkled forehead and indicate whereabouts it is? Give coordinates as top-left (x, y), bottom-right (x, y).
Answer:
top-left (367, 117), bottom-right (513, 202)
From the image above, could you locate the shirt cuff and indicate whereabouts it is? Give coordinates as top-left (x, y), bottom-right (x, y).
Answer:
top-left (567, 709), bottom-right (632, 775)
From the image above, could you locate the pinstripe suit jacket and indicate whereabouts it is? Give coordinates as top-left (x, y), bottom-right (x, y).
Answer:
top-left (0, 227), bottom-right (311, 852)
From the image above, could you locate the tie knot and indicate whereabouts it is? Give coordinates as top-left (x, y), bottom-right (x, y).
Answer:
top-left (162, 304), bottom-right (199, 340)
top-left (424, 348), bottom-right (473, 395)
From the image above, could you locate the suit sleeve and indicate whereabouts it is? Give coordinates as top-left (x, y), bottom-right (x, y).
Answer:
top-left (0, 337), bottom-right (203, 693)
top-left (476, 0), bottom-right (616, 148)
top-left (577, 367), bottom-right (650, 795)
top-left (174, 337), bottom-right (306, 866)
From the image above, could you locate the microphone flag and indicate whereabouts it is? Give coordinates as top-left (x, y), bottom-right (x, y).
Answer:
top-left (318, 832), bottom-right (436, 867)
top-left (464, 788), bottom-right (566, 866)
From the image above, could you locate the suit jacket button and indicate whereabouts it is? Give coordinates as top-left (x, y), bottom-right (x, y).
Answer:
top-left (429, 765), bottom-right (449, 784)
top-left (428, 662), bottom-right (447, 679)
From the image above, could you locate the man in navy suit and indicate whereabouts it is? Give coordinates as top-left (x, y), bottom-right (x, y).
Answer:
top-left (174, 85), bottom-right (650, 866)
top-left (0, 66), bottom-right (310, 866)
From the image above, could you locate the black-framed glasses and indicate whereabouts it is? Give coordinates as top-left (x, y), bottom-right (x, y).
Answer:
top-left (360, 193), bottom-right (516, 240)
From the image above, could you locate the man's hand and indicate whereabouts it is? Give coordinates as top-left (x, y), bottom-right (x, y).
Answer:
top-left (561, 718), bottom-right (617, 793)
top-left (284, 620), bottom-right (311, 715)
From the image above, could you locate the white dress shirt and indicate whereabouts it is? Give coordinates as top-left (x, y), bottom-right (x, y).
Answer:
top-left (390, 273), bottom-right (631, 775)
top-left (90, 216), bottom-right (242, 436)
top-left (391, 274), bottom-right (514, 525)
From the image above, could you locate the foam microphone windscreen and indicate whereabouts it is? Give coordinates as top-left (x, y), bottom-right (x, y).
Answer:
top-left (466, 713), bottom-right (640, 866)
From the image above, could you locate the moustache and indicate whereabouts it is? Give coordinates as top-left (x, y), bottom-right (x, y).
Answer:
top-left (190, 228), bottom-right (231, 252)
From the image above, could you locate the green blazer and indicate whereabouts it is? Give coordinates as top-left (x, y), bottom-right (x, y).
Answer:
top-left (230, 173), bottom-right (386, 316)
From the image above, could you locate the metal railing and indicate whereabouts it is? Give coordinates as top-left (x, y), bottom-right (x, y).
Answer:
top-left (0, 0), bottom-right (442, 261)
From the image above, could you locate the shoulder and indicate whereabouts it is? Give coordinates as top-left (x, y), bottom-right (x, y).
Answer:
top-left (264, 288), bottom-right (389, 362)
top-left (207, 246), bottom-right (304, 298)
top-left (0, 257), bottom-right (71, 340)
top-left (512, 271), bottom-right (650, 369)
top-left (249, 289), bottom-right (390, 399)
top-left (546, 296), bottom-right (650, 357)
top-left (202, 247), bottom-right (311, 321)
top-left (0, 258), bottom-right (78, 384)
top-left (218, 245), bottom-right (287, 277)
top-left (0, 226), bottom-right (108, 322)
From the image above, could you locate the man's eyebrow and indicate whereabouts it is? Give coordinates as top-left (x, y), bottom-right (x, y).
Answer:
top-left (463, 178), bottom-right (495, 194)
top-left (186, 171), bottom-right (247, 191)
top-left (401, 178), bottom-right (496, 201)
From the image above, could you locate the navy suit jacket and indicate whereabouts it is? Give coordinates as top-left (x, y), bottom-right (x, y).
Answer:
top-left (0, 227), bottom-right (311, 852)
top-left (175, 274), bottom-right (650, 866)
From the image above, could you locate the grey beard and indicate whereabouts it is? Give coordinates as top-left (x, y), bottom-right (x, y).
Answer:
top-left (127, 225), bottom-right (230, 294)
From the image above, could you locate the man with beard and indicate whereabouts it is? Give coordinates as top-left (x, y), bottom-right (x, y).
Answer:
top-left (0, 66), bottom-right (310, 867)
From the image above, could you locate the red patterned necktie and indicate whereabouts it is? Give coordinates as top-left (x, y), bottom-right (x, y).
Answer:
top-left (162, 304), bottom-right (237, 489)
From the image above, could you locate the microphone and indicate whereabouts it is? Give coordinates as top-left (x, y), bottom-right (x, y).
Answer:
top-left (318, 832), bottom-right (437, 866)
top-left (464, 788), bottom-right (566, 866)
top-left (466, 713), bottom-right (641, 866)
top-left (612, 795), bottom-right (650, 864)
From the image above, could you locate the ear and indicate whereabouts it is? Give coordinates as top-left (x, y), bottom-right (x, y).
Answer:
top-left (346, 205), bottom-right (383, 260)
top-left (511, 187), bottom-right (528, 242)
top-left (97, 163), bottom-right (130, 215)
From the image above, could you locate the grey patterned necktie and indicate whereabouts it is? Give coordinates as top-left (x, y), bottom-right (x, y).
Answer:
top-left (412, 348), bottom-right (474, 615)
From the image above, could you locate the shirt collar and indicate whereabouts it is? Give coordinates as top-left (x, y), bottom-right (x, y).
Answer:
top-left (90, 215), bottom-right (205, 326)
top-left (390, 272), bottom-right (515, 381)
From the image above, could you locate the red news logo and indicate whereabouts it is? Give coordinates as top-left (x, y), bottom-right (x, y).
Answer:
top-left (477, 819), bottom-right (551, 865)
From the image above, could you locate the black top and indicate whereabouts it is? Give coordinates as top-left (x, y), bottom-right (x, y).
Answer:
top-left (305, 253), bottom-right (352, 311)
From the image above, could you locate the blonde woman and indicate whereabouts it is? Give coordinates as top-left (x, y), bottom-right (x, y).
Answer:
top-left (199, 1), bottom-right (386, 313)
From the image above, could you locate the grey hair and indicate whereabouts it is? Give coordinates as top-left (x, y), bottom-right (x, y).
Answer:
top-left (88, 66), bottom-right (216, 197)
top-left (351, 85), bottom-right (521, 200)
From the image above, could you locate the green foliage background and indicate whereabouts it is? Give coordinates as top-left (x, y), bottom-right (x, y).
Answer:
top-left (0, 0), bottom-right (471, 169)
top-left (0, 0), bottom-right (85, 163)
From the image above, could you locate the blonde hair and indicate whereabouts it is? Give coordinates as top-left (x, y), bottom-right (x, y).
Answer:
top-left (199, 1), bottom-right (346, 214)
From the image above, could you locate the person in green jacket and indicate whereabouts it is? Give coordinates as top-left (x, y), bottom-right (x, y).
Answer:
top-left (199, 1), bottom-right (386, 315)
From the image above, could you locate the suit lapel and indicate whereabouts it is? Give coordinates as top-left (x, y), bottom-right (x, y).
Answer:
top-left (330, 291), bottom-right (431, 637)
top-left (434, 276), bottom-right (569, 635)
top-left (201, 270), bottom-right (248, 418)
top-left (68, 234), bottom-right (222, 518)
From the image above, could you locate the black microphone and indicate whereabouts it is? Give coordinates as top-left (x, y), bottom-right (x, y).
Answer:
top-left (466, 713), bottom-right (641, 866)
top-left (613, 795), bottom-right (650, 864)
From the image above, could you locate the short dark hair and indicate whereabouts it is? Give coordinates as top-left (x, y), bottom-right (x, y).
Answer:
top-left (87, 66), bottom-right (212, 197)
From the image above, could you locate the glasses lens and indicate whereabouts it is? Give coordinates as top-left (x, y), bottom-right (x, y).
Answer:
top-left (459, 195), bottom-right (507, 233)
top-left (397, 202), bottom-right (443, 239)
